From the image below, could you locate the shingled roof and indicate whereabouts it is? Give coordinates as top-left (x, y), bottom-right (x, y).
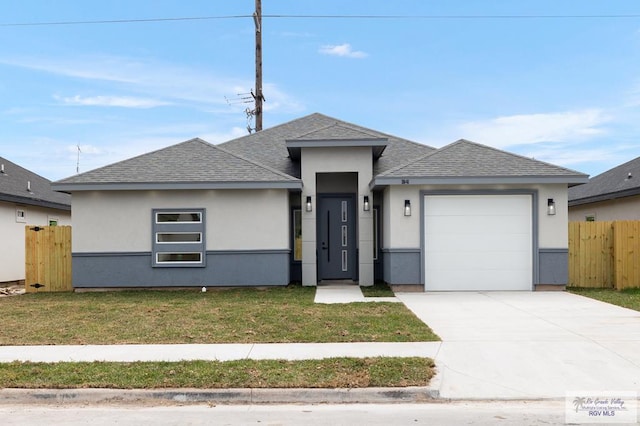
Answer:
top-left (52, 113), bottom-right (589, 192)
top-left (53, 138), bottom-right (301, 191)
top-left (569, 155), bottom-right (640, 206)
top-left (219, 113), bottom-right (436, 177)
top-left (0, 156), bottom-right (70, 210)
top-left (373, 139), bottom-right (588, 187)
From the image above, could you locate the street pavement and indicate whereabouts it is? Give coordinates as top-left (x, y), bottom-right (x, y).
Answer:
top-left (0, 401), bottom-right (573, 426)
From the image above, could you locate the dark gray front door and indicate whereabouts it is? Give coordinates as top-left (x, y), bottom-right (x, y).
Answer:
top-left (318, 195), bottom-right (356, 280)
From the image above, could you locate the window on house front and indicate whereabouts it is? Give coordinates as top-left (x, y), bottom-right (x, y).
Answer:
top-left (49, 217), bottom-right (58, 226)
top-left (293, 209), bottom-right (302, 261)
top-left (585, 214), bottom-right (596, 222)
top-left (152, 209), bottom-right (205, 267)
top-left (16, 209), bottom-right (26, 223)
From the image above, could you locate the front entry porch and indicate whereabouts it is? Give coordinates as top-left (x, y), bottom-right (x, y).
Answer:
top-left (300, 170), bottom-right (375, 287)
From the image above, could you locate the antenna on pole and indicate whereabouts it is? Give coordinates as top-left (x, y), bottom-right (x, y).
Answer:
top-left (253, 0), bottom-right (264, 131)
top-left (76, 145), bottom-right (81, 174)
top-left (224, 0), bottom-right (265, 134)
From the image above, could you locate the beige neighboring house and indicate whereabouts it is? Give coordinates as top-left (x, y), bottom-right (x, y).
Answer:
top-left (569, 156), bottom-right (640, 221)
top-left (0, 156), bottom-right (71, 284)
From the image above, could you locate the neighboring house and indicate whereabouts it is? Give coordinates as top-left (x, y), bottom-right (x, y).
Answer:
top-left (569, 156), bottom-right (640, 221)
top-left (52, 113), bottom-right (587, 291)
top-left (0, 156), bottom-right (71, 284)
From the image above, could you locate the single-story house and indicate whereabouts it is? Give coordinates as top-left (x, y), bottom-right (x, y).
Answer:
top-left (52, 113), bottom-right (588, 291)
top-left (569, 155), bottom-right (640, 221)
top-left (0, 156), bottom-right (71, 284)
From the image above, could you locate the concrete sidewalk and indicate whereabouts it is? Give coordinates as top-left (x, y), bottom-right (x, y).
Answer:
top-left (0, 342), bottom-right (440, 363)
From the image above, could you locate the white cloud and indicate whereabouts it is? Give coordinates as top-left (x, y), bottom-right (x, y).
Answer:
top-left (458, 109), bottom-right (612, 148)
top-left (2, 55), bottom-right (302, 112)
top-left (55, 95), bottom-right (170, 109)
top-left (319, 43), bottom-right (368, 59)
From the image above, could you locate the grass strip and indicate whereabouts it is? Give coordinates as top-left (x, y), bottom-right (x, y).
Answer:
top-left (360, 282), bottom-right (395, 297)
top-left (0, 357), bottom-right (434, 389)
top-left (0, 286), bottom-right (438, 345)
top-left (568, 287), bottom-right (640, 311)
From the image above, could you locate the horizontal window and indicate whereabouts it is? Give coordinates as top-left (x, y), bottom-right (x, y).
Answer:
top-left (156, 212), bottom-right (202, 223)
top-left (152, 208), bottom-right (205, 268)
top-left (156, 253), bottom-right (202, 264)
top-left (156, 232), bottom-right (202, 243)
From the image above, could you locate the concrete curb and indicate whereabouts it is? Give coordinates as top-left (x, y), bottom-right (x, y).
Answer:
top-left (0, 387), bottom-right (440, 405)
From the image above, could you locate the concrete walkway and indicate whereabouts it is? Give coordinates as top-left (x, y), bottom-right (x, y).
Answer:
top-left (396, 291), bottom-right (640, 400)
top-left (314, 284), bottom-right (399, 304)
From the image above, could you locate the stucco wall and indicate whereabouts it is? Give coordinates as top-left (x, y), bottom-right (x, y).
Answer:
top-left (72, 189), bottom-right (289, 253)
top-left (300, 147), bottom-right (374, 285)
top-left (569, 195), bottom-right (640, 221)
top-left (382, 183), bottom-right (568, 249)
top-left (380, 183), bottom-right (569, 286)
top-left (0, 201), bottom-right (71, 282)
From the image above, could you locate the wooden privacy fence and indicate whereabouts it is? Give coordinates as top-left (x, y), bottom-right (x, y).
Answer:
top-left (569, 221), bottom-right (640, 289)
top-left (25, 225), bottom-right (72, 292)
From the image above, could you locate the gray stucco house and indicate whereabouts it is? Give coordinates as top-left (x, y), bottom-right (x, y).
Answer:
top-left (569, 155), bottom-right (640, 221)
top-left (53, 113), bottom-right (588, 291)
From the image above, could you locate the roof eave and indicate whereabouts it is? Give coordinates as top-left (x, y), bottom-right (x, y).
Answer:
top-left (568, 187), bottom-right (640, 207)
top-left (51, 181), bottom-right (303, 192)
top-left (0, 193), bottom-right (71, 211)
top-left (370, 175), bottom-right (590, 191)
top-left (285, 138), bottom-right (388, 160)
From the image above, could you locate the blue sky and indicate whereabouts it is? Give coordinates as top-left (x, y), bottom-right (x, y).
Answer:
top-left (1, 1), bottom-right (640, 180)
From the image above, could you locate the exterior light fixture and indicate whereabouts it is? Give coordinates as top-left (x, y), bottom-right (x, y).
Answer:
top-left (363, 196), bottom-right (370, 211)
top-left (305, 196), bottom-right (312, 212)
top-left (404, 200), bottom-right (411, 216)
top-left (547, 198), bottom-right (556, 216)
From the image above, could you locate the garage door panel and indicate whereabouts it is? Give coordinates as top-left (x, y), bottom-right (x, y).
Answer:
top-left (426, 251), bottom-right (531, 271)
top-left (425, 233), bottom-right (532, 252)
top-left (426, 269), bottom-right (531, 291)
top-left (424, 194), bottom-right (533, 291)
top-left (425, 216), bottom-right (530, 236)
top-left (424, 195), bottom-right (530, 216)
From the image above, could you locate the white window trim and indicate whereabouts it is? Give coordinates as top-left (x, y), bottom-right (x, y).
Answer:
top-left (155, 211), bottom-right (202, 224)
top-left (156, 232), bottom-right (202, 244)
top-left (156, 252), bottom-right (203, 264)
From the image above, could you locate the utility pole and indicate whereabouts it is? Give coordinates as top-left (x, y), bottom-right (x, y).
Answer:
top-left (253, 0), bottom-right (264, 131)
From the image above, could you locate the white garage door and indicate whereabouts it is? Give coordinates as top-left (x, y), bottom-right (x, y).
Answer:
top-left (424, 194), bottom-right (532, 291)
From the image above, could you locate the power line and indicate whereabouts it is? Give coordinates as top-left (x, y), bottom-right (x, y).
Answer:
top-left (2, 13), bottom-right (640, 27)
top-left (0, 15), bottom-right (250, 27)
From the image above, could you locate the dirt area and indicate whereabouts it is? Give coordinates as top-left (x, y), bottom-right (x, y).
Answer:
top-left (0, 283), bottom-right (25, 297)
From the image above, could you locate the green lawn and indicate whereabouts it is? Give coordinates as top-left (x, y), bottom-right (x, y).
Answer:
top-left (360, 282), bottom-right (396, 297)
top-left (0, 285), bottom-right (439, 345)
top-left (568, 287), bottom-right (640, 311)
top-left (0, 357), bottom-right (435, 389)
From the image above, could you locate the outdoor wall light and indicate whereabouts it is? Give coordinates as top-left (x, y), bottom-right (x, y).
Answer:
top-left (404, 199), bottom-right (411, 216)
top-left (547, 198), bottom-right (556, 216)
top-left (305, 196), bottom-right (312, 212)
top-left (363, 196), bottom-right (370, 212)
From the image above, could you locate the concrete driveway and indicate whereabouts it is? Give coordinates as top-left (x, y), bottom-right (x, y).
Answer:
top-left (396, 291), bottom-right (640, 399)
